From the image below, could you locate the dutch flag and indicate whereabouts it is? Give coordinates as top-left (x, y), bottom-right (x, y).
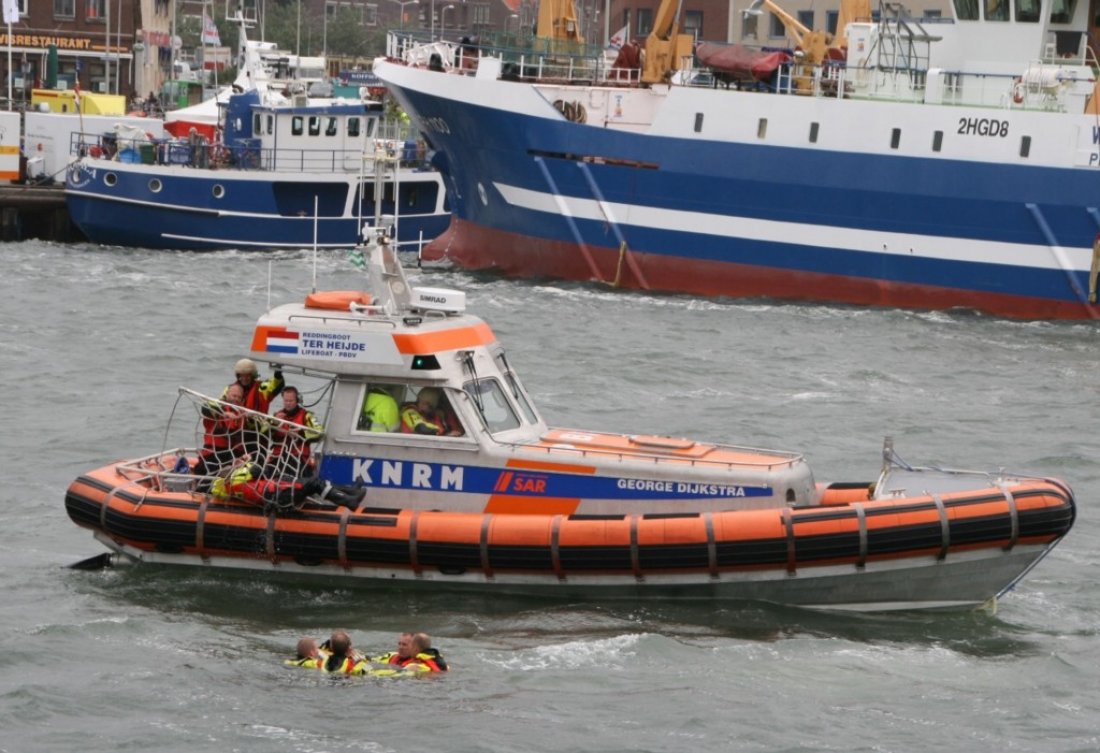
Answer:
top-left (265, 328), bottom-right (300, 354)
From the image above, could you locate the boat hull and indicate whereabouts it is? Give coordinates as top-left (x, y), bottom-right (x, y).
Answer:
top-left (66, 464), bottom-right (1075, 611)
top-left (376, 60), bottom-right (1100, 319)
top-left (64, 159), bottom-right (450, 251)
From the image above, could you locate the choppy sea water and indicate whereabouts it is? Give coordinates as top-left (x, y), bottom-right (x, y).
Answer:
top-left (1, 240), bottom-right (1098, 753)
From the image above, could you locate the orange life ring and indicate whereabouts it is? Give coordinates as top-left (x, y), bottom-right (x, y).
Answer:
top-left (305, 290), bottom-right (374, 310)
top-left (1012, 78), bottom-right (1025, 104)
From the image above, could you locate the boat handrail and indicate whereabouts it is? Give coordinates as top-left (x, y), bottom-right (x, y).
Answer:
top-left (284, 310), bottom-right (399, 329)
top-left (68, 131), bottom-right (433, 173)
top-left (511, 438), bottom-right (804, 471)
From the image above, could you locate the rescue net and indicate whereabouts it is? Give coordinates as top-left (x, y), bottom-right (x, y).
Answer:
top-left (172, 387), bottom-right (324, 510)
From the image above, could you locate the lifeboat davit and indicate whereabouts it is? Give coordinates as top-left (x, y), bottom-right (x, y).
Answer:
top-left (64, 227), bottom-right (1076, 612)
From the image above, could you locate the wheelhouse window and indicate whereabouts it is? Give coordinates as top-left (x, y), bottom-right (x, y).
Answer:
top-left (355, 383), bottom-right (466, 437)
top-left (292, 116), bottom-right (304, 136)
top-left (503, 371), bottom-right (537, 424)
top-left (464, 378), bottom-right (520, 433)
top-left (308, 116), bottom-right (321, 136)
top-left (325, 117), bottom-right (338, 137)
top-left (348, 117), bottom-right (361, 137)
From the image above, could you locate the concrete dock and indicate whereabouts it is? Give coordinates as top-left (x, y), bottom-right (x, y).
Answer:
top-left (0, 183), bottom-right (84, 242)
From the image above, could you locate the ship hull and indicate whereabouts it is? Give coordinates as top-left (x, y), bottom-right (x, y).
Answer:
top-left (376, 60), bottom-right (1100, 319)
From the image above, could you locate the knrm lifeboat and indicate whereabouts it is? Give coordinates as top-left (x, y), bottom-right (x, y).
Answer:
top-left (65, 226), bottom-right (1075, 611)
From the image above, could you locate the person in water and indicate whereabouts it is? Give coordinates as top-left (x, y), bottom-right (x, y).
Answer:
top-left (323, 630), bottom-right (370, 675)
top-left (373, 631), bottom-right (448, 673)
top-left (285, 637), bottom-right (325, 669)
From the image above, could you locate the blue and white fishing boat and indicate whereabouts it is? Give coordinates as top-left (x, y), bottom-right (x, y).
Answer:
top-left (64, 87), bottom-right (450, 252)
top-left (375, 0), bottom-right (1100, 319)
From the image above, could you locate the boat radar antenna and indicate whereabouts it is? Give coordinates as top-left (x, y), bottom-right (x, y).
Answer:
top-left (356, 213), bottom-right (413, 316)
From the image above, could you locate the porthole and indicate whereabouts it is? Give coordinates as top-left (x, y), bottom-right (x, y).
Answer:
top-left (148, 178), bottom-right (163, 193)
top-left (104, 172), bottom-right (117, 186)
top-left (212, 184), bottom-right (225, 199)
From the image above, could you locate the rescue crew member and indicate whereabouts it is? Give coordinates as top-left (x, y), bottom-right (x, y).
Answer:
top-left (211, 463), bottom-right (365, 512)
top-left (373, 631), bottom-right (448, 673)
top-left (193, 383), bottom-right (247, 479)
top-left (323, 630), bottom-right (370, 675)
top-left (224, 358), bottom-right (284, 414)
top-left (400, 388), bottom-right (461, 436)
top-left (223, 358), bottom-right (284, 458)
top-left (285, 637), bottom-right (325, 669)
top-left (269, 387), bottom-right (324, 470)
top-left (360, 387), bottom-right (400, 432)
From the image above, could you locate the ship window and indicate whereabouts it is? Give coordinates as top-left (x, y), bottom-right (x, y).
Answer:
top-left (757, 118), bottom-right (767, 139)
top-left (253, 113), bottom-right (261, 133)
top-left (932, 130), bottom-right (943, 151)
top-left (354, 383), bottom-right (466, 437)
top-left (1049, 0), bottom-right (1075, 22)
top-left (267, 114), bottom-right (274, 133)
top-left (694, 113), bottom-right (703, 133)
top-left (349, 117), bottom-right (361, 137)
top-left (212, 184), bottom-right (225, 199)
top-left (1020, 135), bottom-right (1031, 158)
top-left (326, 117), bottom-right (338, 137)
top-left (809, 122), bottom-right (819, 143)
top-left (953, 0), bottom-right (978, 19)
top-left (984, 0), bottom-right (1008, 21)
top-left (292, 116), bottom-right (304, 136)
top-left (464, 378), bottom-right (520, 433)
top-left (495, 353), bottom-right (538, 424)
top-left (148, 178), bottom-right (162, 193)
top-left (104, 172), bottom-right (117, 186)
top-left (504, 372), bottom-right (537, 424)
top-left (1016, 0), bottom-right (1041, 20)
top-left (309, 116), bottom-right (321, 136)
top-left (890, 128), bottom-right (901, 149)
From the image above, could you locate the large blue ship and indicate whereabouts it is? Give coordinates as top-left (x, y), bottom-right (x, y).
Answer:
top-left (375, 0), bottom-right (1100, 319)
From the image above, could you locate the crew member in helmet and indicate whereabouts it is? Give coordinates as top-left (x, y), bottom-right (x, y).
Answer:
top-left (400, 387), bottom-right (462, 436)
top-left (224, 358), bottom-right (284, 414)
top-left (223, 358), bottom-right (284, 459)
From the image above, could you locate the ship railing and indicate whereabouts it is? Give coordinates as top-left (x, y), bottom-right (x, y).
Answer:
top-left (68, 131), bottom-right (433, 173)
top-left (385, 29), bottom-right (626, 86)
